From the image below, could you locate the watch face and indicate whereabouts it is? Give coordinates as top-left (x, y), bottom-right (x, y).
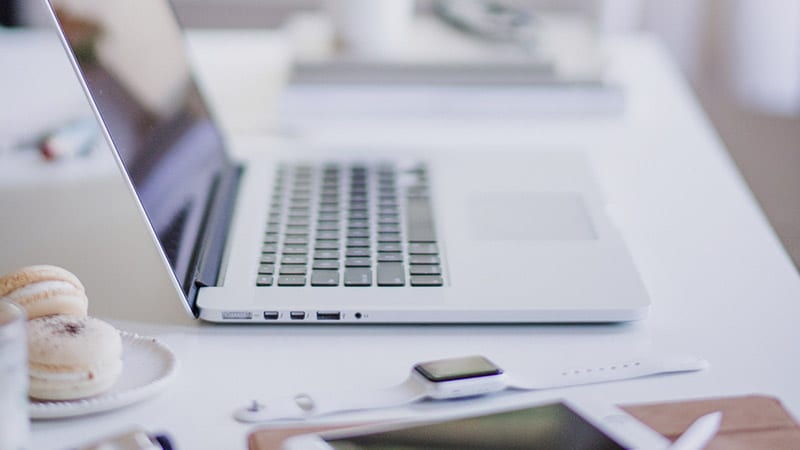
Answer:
top-left (414, 356), bottom-right (503, 382)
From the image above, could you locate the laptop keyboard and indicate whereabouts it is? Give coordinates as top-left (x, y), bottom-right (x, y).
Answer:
top-left (256, 163), bottom-right (444, 287)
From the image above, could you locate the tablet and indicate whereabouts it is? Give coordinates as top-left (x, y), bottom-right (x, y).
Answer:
top-left (282, 398), bottom-right (670, 450)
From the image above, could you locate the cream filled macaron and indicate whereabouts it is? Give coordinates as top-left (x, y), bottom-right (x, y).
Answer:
top-left (27, 315), bottom-right (123, 400)
top-left (0, 265), bottom-right (88, 319)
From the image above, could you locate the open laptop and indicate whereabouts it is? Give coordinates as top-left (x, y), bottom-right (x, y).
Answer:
top-left (44, 0), bottom-right (649, 323)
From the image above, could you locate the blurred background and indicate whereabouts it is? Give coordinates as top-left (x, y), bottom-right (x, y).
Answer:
top-left (3, 0), bottom-right (799, 268)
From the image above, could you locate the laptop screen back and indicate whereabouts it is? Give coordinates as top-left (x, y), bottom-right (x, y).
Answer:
top-left (46, 0), bottom-right (233, 303)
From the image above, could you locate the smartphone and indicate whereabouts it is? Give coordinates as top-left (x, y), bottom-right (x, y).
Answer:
top-left (282, 399), bottom-right (670, 450)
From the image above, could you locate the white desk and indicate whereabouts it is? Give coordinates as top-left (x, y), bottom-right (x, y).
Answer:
top-left (2, 27), bottom-right (800, 450)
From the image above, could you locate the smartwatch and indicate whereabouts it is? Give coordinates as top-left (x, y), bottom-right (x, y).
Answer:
top-left (411, 355), bottom-right (508, 399)
top-left (234, 354), bottom-right (707, 423)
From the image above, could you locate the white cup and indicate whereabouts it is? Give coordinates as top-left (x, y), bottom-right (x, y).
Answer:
top-left (0, 299), bottom-right (29, 450)
top-left (327, 0), bottom-right (416, 60)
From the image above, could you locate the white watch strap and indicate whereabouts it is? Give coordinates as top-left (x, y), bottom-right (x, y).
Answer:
top-left (235, 377), bottom-right (428, 423)
top-left (506, 355), bottom-right (709, 391)
top-left (235, 355), bottom-right (709, 423)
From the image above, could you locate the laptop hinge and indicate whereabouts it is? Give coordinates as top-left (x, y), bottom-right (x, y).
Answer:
top-left (185, 164), bottom-right (244, 315)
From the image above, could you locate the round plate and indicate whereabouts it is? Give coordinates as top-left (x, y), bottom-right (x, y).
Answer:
top-left (30, 331), bottom-right (177, 419)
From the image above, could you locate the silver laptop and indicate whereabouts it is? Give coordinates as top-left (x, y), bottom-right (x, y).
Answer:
top-left (44, 0), bottom-right (649, 323)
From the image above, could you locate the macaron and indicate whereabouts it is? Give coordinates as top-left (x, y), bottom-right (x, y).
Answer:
top-left (27, 315), bottom-right (123, 400)
top-left (0, 265), bottom-right (88, 319)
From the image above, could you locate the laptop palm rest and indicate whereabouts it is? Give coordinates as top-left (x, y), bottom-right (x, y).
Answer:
top-left (468, 192), bottom-right (597, 241)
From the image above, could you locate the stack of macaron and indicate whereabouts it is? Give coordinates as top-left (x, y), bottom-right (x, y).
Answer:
top-left (0, 265), bottom-right (123, 400)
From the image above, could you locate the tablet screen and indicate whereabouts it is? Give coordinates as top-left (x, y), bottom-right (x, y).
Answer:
top-left (326, 402), bottom-right (625, 450)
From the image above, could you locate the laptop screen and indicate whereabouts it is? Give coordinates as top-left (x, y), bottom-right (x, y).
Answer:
top-left (47, 0), bottom-right (233, 301)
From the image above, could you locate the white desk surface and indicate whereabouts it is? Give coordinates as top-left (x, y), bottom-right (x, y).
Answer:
top-left (2, 27), bottom-right (800, 450)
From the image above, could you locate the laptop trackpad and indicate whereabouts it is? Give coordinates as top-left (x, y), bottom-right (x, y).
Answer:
top-left (468, 192), bottom-right (597, 241)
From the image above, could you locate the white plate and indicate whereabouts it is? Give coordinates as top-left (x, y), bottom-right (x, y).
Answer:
top-left (30, 331), bottom-right (177, 419)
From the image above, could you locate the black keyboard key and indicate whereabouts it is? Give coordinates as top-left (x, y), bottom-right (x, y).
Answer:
top-left (410, 265), bottom-right (441, 275)
top-left (315, 240), bottom-right (340, 250)
top-left (280, 265), bottom-right (307, 275)
top-left (313, 260), bottom-right (339, 270)
top-left (377, 253), bottom-right (403, 262)
top-left (256, 275), bottom-right (273, 286)
top-left (349, 192), bottom-right (367, 199)
top-left (411, 276), bottom-right (444, 286)
top-left (378, 233), bottom-right (402, 243)
top-left (281, 255), bottom-right (308, 265)
top-left (347, 229), bottom-right (370, 239)
top-left (320, 193), bottom-right (339, 201)
top-left (290, 197), bottom-right (310, 204)
top-left (287, 218), bottom-right (310, 226)
top-left (311, 270), bottom-right (339, 286)
top-left (377, 243), bottom-right (402, 253)
top-left (349, 202), bottom-right (368, 210)
top-left (282, 245), bottom-right (308, 255)
top-left (406, 197), bottom-right (436, 242)
top-left (314, 251), bottom-right (340, 260)
top-left (350, 194), bottom-right (368, 202)
top-left (316, 223), bottom-right (339, 231)
top-left (345, 257), bottom-right (371, 267)
top-left (409, 255), bottom-right (440, 265)
top-left (348, 209), bottom-right (368, 217)
top-left (258, 264), bottom-right (275, 275)
top-left (377, 263), bottom-right (405, 286)
top-left (346, 239), bottom-right (370, 248)
top-left (316, 231), bottom-right (339, 240)
top-left (285, 227), bottom-right (309, 237)
top-left (346, 248), bottom-right (370, 258)
top-left (285, 236), bottom-right (308, 245)
top-left (344, 268), bottom-right (372, 286)
top-left (409, 243), bottom-right (439, 254)
top-left (277, 275), bottom-right (306, 286)
top-left (349, 211), bottom-right (368, 220)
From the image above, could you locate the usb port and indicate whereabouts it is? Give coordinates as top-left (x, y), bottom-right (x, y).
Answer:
top-left (263, 311), bottom-right (279, 320)
top-left (290, 311), bottom-right (306, 320)
top-left (316, 311), bottom-right (341, 321)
